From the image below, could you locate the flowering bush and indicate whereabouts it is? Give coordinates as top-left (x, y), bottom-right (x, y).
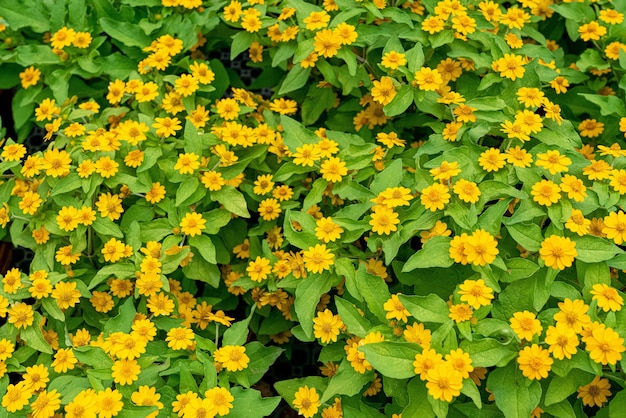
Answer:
top-left (1, 0), bottom-right (626, 416)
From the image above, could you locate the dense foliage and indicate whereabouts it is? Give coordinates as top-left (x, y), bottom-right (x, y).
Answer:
top-left (1, 0), bottom-right (626, 417)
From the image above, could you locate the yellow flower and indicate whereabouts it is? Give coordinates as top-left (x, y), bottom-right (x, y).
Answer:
top-left (313, 28), bottom-right (342, 58)
top-left (553, 298), bottom-right (591, 333)
top-left (51, 281), bottom-right (81, 310)
top-left (303, 244), bottom-right (334, 274)
top-left (320, 157), bottom-right (347, 183)
top-left (55, 245), bottom-right (81, 265)
top-left (577, 376), bottom-right (611, 407)
top-left (590, 283), bottom-right (624, 312)
top-left (30, 389), bottom-right (61, 418)
top-left (540, 235), bottom-right (577, 270)
top-left (422, 16), bottom-right (445, 34)
top-left (8, 302), bottom-right (34, 329)
top-left (545, 322), bottom-right (579, 360)
top-left (304, 10), bottom-right (330, 30)
top-left (247, 256), bottom-right (272, 282)
top-left (51, 348), bottom-right (78, 373)
top-left (584, 325), bottom-right (625, 365)
top-left (413, 67), bottom-right (443, 91)
top-left (445, 348), bottom-right (474, 379)
top-left (449, 233), bottom-right (470, 264)
top-left (449, 303), bottom-right (473, 323)
top-left (96, 192), bottom-right (124, 220)
top-left (111, 359), bottom-right (141, 385)
top-left (101, 238), bottom-right (126, 263)
top-left (535, 150), bottom-right (571, 175)
top-left (174, 152), bottom-right (200, 175)
top-left (509, 310), bottom-right (542, 341)
top-left (578, 21), bottom-right (607, 42)
top-left (179, 212), bottom-right (206, 237)
top-left (214, 345), bottom-right (250, 371)
top-left (452, 179), bottom-right (480, 203)
top-left (420, 220), bottom-right (451, 245)
top-left (578, 119), bottom-right (604, 138)
top-left (293, 386), bottom-right (321, 418)
top-left (550, 76), bottom-right (569, 94)
top-left (166, 327), bottom-right (195, 350)
top-left (478, 148), bottom-right (507, 172)
top-left (602, 211), bottom-right (626, 245)
top-left (610, 169), bottom-right (626, 195)
top-left (517, 344), bottom-right (552, 380)
top-left (258, 198), bottom-right (282, 221)
top-left (560, 174), bottom-right (586, 202)
top-left (315, 217), bottom-right (343, 243)
top-left (19, 66), bottom-right (41, 89)
top-left (313, 309), bottom-right (344, 344)
top-left (458, 279), bottom-right (494, 309)
top-left (42, 148), bottom-right (71, 177)
top-left (492, 53), bottom-right (526, 80)
top-left (371, 76), bottom-right (397, 105)
top-left (18, 191), bottom-right (42, 216)
top-left (463, 229), bottom-right (498, 266)
top-left (599, 9), bottom-right (624, 25)
top-left (381, 51), bottom-right (407, 70)
top-left (51, 27), bottom-right (76, 49)
top-left (383, 294), bottom-right (411, 323)
top-left (420, 183), bottom-right (450, 212)
top-left (531, 179), bottom-right (561, 206)
top-left (413, 348), bottom-right (444, 380)
top-left (152, 116), bottom-right (182, 138)
top-left (426, 363), bottom-right (464, 402)
top-left (565, 209), bottom-right (590, 236)
top-left (96, 388), bottom-right (124, 418)
top-left (145, 182), bottom-right (166, 203)
top-left (205, 387), bottom-right (235, 416)
top-left (404, 323), bottom-right (432, 347)
top-left (369, 204), bottom-right (400, 235)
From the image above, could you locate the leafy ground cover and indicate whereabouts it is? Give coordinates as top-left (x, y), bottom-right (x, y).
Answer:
top-left (1, 0), bottom-right (626, 417)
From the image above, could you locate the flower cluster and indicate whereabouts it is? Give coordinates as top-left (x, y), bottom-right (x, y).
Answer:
top-left (0, 0), bottom-right (626, 416)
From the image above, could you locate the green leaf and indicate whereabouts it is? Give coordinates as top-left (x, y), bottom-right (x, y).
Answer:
top-left (609, 389), bottom-right (626, 418)
top-left (295, 273), bottom-right (338, 338)
top-left (402, 236), bottom-right (453, 271)
top-left (506, 223), bottom-right (543, 252)
top-left (189, 234), bottom-right (216, 264)
top-left (89, 263), bottom-right (135, 289)
top-left (461, 378), bottom-right (482, 409)
top-left (487, 363), bottom-right (541, 418)
top-left (283, 210), bottom-right (318, 250)
top-left (359, 342), bottom-right (420, 379)
top-left (335, 297), bottom-right (371, 337)
top-left (498, 258), bottom-right (540, 283)
top-left (15, 45), bottom-right (60, 66)
top-left (579, 93), bottom-right (626, 117)
top-left (235, 342), bottom-right (283, 387)
top-left (0, 0), bottom-right (50, 31)
top-left (370, 158), bottom-right (403, 195)
top-left (176, 177), bottom-right (200, 207)
top-left (459, 338), bottom-right (517, 368)
top-left (99, 17), bottom-right (152, 48)
top-left (355, 263), bottom-right (391, 323)
top-left (183, 256), bottom-right (221, 288)
top-left (384, 84), bottom-right (413, 117)
top-left (103, 298), bottom-right (135, 335)
top-left (321, 359), bottom-right (372, 402)
top-left (74, 346), bottom-right (114, 368)
top-left (279, 66), bottom-right (311, 95)
top-left (211, 186), bottom-right (250, 218)
top-left (20, 313), bottom-right (52, 354)
top-left (225, 387), bottom-right (281, 418)
top-left (402, 378), bottom-right (435, 418)
top-left (280, 115), bottom-right (320, 151)
top-left (572, 236), bottom-right (624, 263)
top-left (223, 306), bottom-right (255, 346)
top-left (399, 294), bottom-right (450, 323)
top-left (92, 217), bottom-right (124, 238)
top-left (545, 368), bottom-right (592, 406)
